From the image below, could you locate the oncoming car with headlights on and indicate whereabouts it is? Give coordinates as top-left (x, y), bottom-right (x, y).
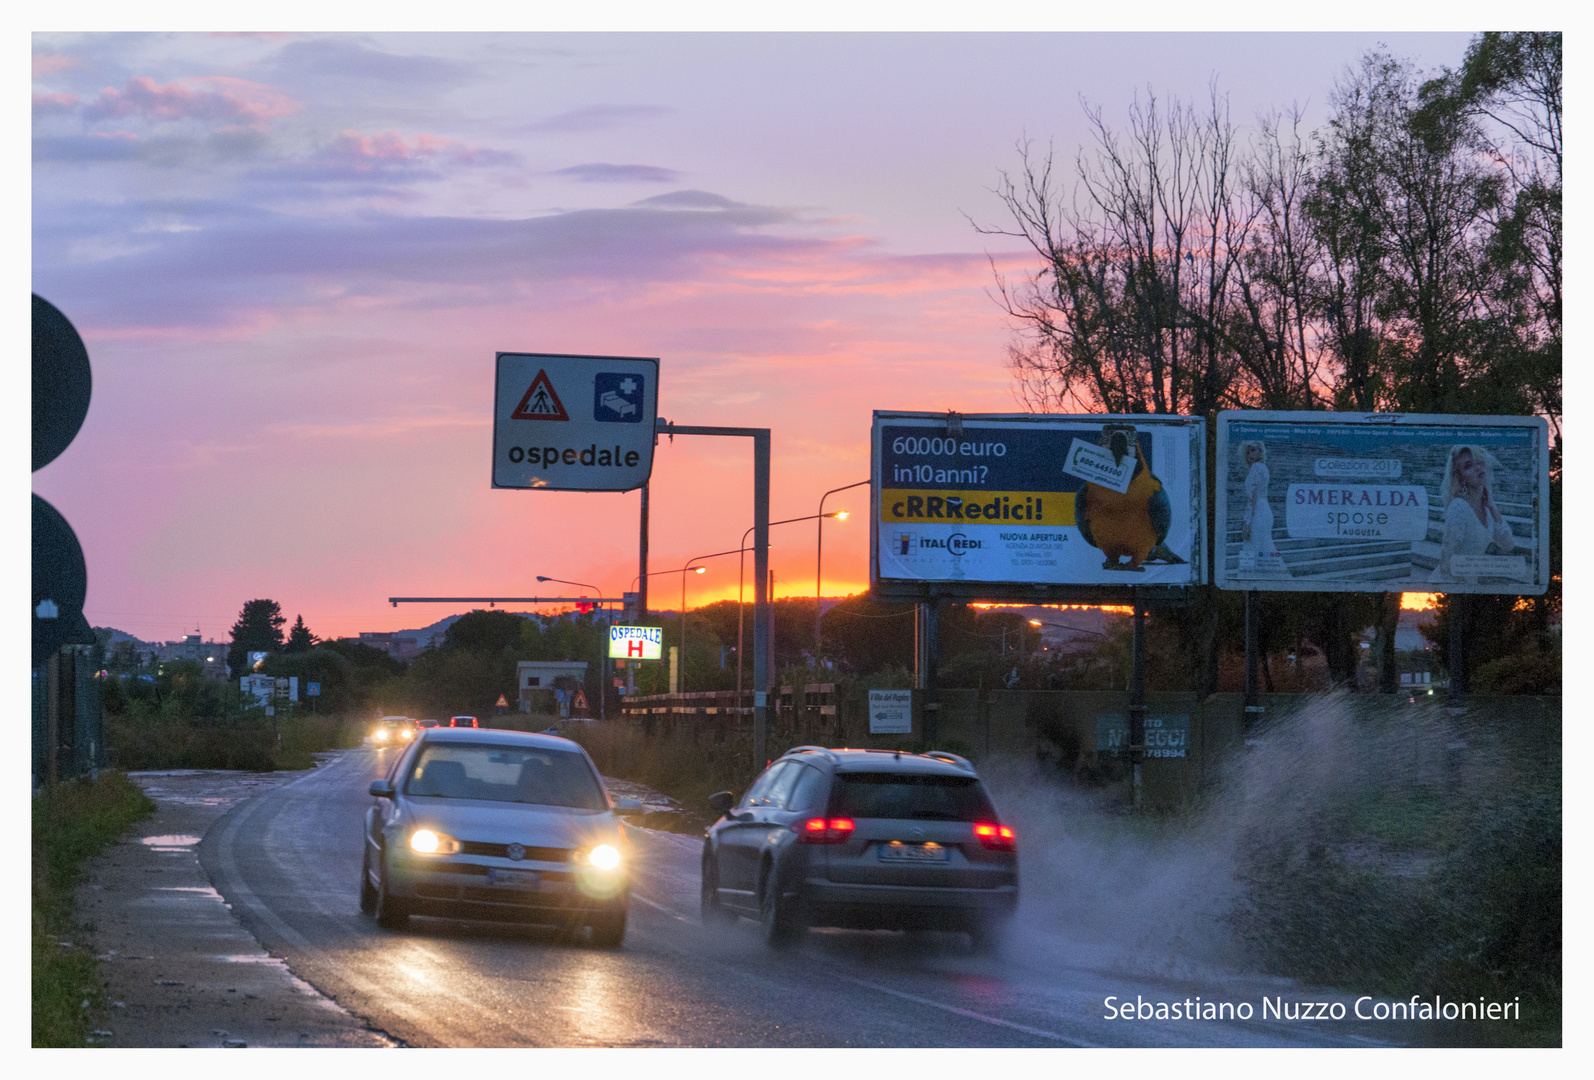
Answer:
top-left (362, 728), bottom-right (640, 946)
top-left (371, 715), bottom-right (416, 747)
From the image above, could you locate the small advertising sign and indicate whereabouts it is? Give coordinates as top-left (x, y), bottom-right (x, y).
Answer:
top-left (493, 353), bottom-right (659, 492)
top-left (869, 689), bottom-right (913, 734)
top-left (609, 625), bottom-right (663, 660)
top-left (1095, 713), bottom-right (1190, 759)
top-left (871, 412), bottom-right (1206, 592)
top-left (1215, 412), bottom-right (1550, 593)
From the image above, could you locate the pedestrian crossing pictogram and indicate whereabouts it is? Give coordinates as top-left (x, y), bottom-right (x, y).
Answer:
top-left (510, 369), bottom-right (569, 420)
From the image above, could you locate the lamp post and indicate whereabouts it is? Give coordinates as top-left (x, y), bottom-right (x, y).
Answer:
top-left (815, 479), bottom-right (868, 663)
top-left (536, 576), bottom-right (605, 720)
top-left (630, 565), bottom-right (705, 694)
top-left (735, 512), bottom-right (845, 699)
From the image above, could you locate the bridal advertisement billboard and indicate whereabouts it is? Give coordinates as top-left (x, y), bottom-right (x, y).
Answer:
top-left (1214, 412), bottom-right (1550, 594)
top-left (871, 412), bottom-right (1206, 593)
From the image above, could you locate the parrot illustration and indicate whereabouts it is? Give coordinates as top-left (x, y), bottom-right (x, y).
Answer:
top-left (1074, 426), bottom-right (1187, 571)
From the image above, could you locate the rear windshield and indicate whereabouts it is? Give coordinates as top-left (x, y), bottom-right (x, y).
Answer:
top-left (826, 772), bottom-right (997, 822)
top-left (405, 744), bottom-right (606, 810)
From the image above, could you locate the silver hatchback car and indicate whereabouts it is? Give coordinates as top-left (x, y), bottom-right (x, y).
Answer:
top-left (362, 728), bottom-right (637, 945)
top-left (700, 747), bottom-right (1019, 949)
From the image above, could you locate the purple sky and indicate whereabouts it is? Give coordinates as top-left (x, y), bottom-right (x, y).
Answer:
top-left (30, 31), bottom-right (1477, 643)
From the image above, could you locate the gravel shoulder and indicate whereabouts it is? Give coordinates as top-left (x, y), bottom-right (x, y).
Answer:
top-left (76, 763), bottom-right (397, 1047)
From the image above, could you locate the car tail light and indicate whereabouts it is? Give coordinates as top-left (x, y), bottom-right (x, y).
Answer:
top-left (798, 817), bottom-right (856, 844)
top-left (973, 823), bottom-right (1016, 852)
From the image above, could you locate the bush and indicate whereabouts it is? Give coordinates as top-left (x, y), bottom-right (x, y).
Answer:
top-left (33, 773), bottom-right (154, 1046)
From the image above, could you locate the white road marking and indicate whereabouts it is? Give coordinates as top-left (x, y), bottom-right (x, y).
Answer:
top-left (834, 974), bottom-right (1098, 1047)
top-left (629, 892), bottom-right (690, 923)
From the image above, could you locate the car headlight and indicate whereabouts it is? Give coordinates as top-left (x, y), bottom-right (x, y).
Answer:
top-left (400, 728), bottom-right (413, 740)
top-left (409, 829), bottom-right (461, 855)
top-left (374, 728), bottom-right (388, 742)
top-left (582, 843), bottom-right (622, 870)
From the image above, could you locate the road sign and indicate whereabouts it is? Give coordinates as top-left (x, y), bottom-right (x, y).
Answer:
top-left (609, 625), bottom-right (663, 660)
top-left (571, 686), bottom-right (588, 711)
top-left (871, 412), bottom-right (1206, 595)
top-left (868, 689), bottom-right (913, 734)
top-left (33, 494), bottom-right (92, 658)
top-left (493, 352), bottom-right (658, 491)
top-left (307, 682), bottom-right (321, 697)
top-left (495, 693), bottom-right (510, 708)
top-left (1214, 412), bottom-right (1550, 594)
top-left (34, 295), bottom-right (93, 473)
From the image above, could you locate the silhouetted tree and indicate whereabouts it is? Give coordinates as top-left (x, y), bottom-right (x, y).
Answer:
top-left (227, 599), bottom-right (285, 676)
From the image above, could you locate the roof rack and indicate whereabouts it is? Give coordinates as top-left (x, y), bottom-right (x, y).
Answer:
top-left (920, 750), bottom-right (975, 773)
top-left (784, 745), bottom-right (838, 762)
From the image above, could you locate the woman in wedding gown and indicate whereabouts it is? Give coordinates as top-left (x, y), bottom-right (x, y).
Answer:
top-left (1241, 441), bottom-right (1277, 554)
top-left (1430, 444), bottom-right (1514, 583)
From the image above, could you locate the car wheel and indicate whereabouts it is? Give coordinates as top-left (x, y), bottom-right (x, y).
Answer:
top-left (700, 855), bottom-right (736, 927)
top-left (375, 854), bottom-right (410, 930)
top-left (359, 848), bottom-right (378, 914)
top-left (967, 915), bottom-right (1010, 955)
top-left (758, 862), bottom-right (802, 948)
top-left (588, 911), bottom-right (626, 948)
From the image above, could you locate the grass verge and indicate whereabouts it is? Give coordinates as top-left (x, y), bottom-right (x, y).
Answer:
top-left (106, 714), bottom-right (359, 771)
top-left (33, 773), bottom-right (155, 1047)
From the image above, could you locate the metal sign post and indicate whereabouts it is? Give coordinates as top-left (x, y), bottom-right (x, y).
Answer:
top-left (654, 419), bottom-right (771, 767)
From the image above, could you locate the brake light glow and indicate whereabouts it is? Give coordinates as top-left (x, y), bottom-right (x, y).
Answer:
top-left (798, 817), bottom-right (856, 844)
top-left (973, 823), bottom-right (1016, 851)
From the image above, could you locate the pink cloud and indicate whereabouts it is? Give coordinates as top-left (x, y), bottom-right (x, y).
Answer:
top-left (33, 54), bottom-right (80, 77)
top-left (32, 91), bottom-right (81, 114)
top-left (81, 75), bottom-right (301, 127)
top-left (326, 129), bottom-right (513, 168)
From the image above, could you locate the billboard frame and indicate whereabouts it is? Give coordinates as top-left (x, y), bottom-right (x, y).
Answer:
top-left (1213, 410), bottom-right (1550, 595)
top-left (869, 411), bottom-right (1206, 606)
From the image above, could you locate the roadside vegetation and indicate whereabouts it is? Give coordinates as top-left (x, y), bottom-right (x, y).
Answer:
top-left (32, 773), bottom-right (154, 1047)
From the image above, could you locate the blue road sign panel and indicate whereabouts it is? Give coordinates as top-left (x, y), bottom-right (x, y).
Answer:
top-left (594, 372), bottom-right (645, 423)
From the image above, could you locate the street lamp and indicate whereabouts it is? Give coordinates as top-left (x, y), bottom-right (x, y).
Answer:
top-left (734, 512), bottom-right (845, 698)
top-left (537, 576), bottom-right (606, 720)
top-left (816, 479), bottom-right (868, 662)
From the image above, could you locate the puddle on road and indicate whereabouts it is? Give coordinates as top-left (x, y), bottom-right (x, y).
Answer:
top-left (155, 886), bottom-right (225, 900)
top-left (141, 834), bottom-right (202, 852)
top-left (215, 954), bottom-right (291, 968)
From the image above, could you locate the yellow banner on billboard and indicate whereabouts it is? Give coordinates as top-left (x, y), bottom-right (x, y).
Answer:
top-left (880, 489), bottom-right (1075, 526)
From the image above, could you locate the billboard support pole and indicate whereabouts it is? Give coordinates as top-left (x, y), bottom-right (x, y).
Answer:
top-left (1244, 591), bottom-right (1260, 729)
top-left (1449, 595), bottom-right (1467, 695)
top-left (1129, 590), bottom-right (1147, 810)
top-left (923, 598), bottom-right (941, 743)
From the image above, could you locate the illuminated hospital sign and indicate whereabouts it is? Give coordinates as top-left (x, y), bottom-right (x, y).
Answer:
top-left (608, 625), bottom-right (663, 660)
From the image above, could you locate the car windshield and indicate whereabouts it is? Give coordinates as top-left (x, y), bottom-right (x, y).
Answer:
top-left (404, 744), bottom-right (606, 810)
top-left (826, 772), bottom-right (998, 822)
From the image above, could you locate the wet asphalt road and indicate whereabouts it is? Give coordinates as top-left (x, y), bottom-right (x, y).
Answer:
top-left (197, 748), bottom-right (1395, 1048)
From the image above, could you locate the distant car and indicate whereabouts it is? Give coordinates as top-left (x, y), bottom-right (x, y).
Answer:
top-left (361, 728), bottom-right (640, 946)
top-left (417, 719), bottom-right (441, 729)
top-left (700, 747), bottom-right (1019, 950)
top-left (371, 716), bottom-right (416, 746)
top-left (449, 716), bottom-right (479, 728)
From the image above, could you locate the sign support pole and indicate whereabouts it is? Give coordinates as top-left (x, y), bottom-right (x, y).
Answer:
top-left (1129, 589), bottom-right (1147, 810)
top-left (1450, 595), bottom-right (1467, 695)
top-left (654, 421), bottom-right (770, 768)
top-left (638, 483), bottom-right (650, 623)
top-left (1244, 590), bottom-right (1261, 731)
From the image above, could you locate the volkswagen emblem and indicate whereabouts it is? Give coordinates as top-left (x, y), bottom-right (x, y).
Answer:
top-left (506, 843), bottom-right (525, 862)
top-left (910, 826), bottom-right (926, 838)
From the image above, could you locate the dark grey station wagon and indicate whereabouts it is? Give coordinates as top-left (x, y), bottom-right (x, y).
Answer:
top-left (700, 746), bottom-right (1018, 949)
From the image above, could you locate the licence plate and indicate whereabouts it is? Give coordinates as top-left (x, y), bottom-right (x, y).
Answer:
top-left (878, 842), bottom-right (950, 863)
top-left (486, 867), bottom-right (541, 888)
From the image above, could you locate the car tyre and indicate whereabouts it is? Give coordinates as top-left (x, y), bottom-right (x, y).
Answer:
top-left (375, 855), bottom-right (410, 930)
top-left (359, 849), bottom-right (378, 914)
top-left (700, 855), bottom-right (736, 927)
top-left (758, 862), bottom-right (802, 948)
top-left (588, 911), bottom-right (626, 948)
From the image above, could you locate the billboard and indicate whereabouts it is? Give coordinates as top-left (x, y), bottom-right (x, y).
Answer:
top-left (493, 353), bottom-right (658, 491)
top-left (1215, 412), bottom-right (1550, 594)
top-left (608, 625), bottom-right (663, 660)
top-left (871, 413), bottom-right (1206, 592)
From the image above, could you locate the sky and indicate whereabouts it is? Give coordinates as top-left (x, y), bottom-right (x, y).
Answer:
top-left (30, 29), bottom-right (1481, 643)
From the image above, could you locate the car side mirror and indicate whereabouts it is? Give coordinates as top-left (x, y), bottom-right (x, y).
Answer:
top-left (613, 797), bottom-right (644, 816)
top-left (369, 780), bottom-right (395, 799)
top-left (707, 791), bottom-right (734, 814)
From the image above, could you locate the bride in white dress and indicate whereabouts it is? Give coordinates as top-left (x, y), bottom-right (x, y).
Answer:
top-left (1430, 444), bottom-right (1515, 583)
top-left (1241, 441), bottom-right (1277, 553)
